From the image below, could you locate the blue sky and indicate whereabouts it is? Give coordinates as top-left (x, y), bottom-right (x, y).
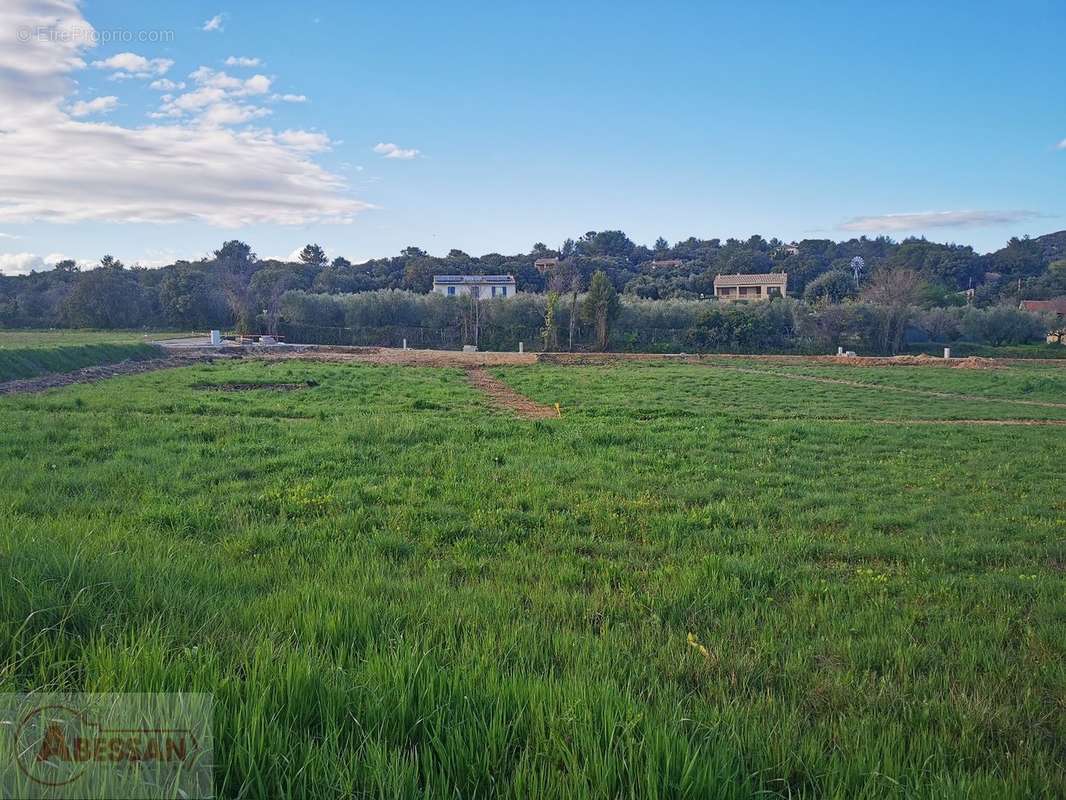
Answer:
top-left (1, 0), bottom-right (1063, 274)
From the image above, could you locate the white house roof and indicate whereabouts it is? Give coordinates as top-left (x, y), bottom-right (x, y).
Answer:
top-left (433, 275), bottom-right (515, 285)
top-left (712, 272), bottom-right (788, 287)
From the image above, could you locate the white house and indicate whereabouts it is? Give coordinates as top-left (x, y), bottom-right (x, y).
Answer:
top-left (713, 272), bottom-right (788, 302)
top-left (432, 275), bottom-right (517, 299)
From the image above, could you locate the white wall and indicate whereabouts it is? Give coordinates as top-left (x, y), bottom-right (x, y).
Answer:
top-left (432, 283), bottom-right (515, 298)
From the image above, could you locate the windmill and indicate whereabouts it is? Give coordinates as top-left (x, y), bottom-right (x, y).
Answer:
top-left (850, 256), bottom-right (865, 289)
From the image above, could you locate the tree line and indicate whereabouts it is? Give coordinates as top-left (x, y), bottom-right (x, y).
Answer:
top-left (1, 230), bottom-right (1063, 354)
top-left (278, 285), bottom-right (1054, 355)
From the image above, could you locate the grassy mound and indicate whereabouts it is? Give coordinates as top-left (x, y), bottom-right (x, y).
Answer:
top-left (0, 342), bottom-right (164, 382)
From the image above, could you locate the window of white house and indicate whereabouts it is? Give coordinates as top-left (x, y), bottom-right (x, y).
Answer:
top-left (447, 286), bottom-right (455, 296)
top-left (501, 287), bottom-right (507, 297)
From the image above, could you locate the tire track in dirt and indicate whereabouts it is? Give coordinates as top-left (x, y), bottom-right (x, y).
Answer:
top-left (466, 367), bottom-right (559, 419)
top-left (702, 364), bottom-right (1066, 409)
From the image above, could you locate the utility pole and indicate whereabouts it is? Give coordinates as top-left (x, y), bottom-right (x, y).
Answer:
top-left (473, 287), bottom-right (480, 349)
top-left (568, 276), bottom-right (579, 351)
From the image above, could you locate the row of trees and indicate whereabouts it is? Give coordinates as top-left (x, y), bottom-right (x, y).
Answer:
top-left (278, 281), bottom-right (1054, 355)
top-left (2, 231), bottom-right (1063, 351)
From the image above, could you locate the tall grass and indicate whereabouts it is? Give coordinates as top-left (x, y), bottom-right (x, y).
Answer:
top-left (0, 360), bottom-right (1063, 797)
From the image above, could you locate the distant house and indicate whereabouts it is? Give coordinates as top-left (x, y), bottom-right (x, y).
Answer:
top-left (1020, 298), bottom-right (1066, 343)
top-left (1020, 298), bottom-right (1066, 316)
top-left (713, 272), bottom-right (788, 302)
top-left (534, 257), bottom-right (558, 272)
top-left (432, 275), bottom-right (517, 299)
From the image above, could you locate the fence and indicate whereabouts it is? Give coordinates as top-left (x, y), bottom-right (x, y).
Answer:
top-left (278, 321), bottom-right (821, 354)
top-left (279, 322), bottom-right (545, 351)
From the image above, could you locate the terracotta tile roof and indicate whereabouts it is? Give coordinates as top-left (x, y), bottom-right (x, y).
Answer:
top-left (713, 272), bottom-right (788, 287)
top-left (1021, 298), bottom-right (1066, 315)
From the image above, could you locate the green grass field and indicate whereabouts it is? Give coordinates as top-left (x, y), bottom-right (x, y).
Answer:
top-left (902, 342), bottom-right (1066, 359)
top-left (0, 329), bottom-right (196, 349)
top-left (1, 359), bottom-right (1063, 798)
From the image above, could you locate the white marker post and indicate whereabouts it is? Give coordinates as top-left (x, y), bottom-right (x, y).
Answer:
top-left (944, 347), bottom-right (951, 359)
top-left (402, 338), bottom-right (408, 350)
top-left (210, 330), bottom-right (221, 346)
top-left (519, 341), bottom-right (524, 354)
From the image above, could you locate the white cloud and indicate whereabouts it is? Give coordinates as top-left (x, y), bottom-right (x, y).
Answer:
top-left (91, 52), bottom-right (173, 78)
top-left (0, 252), bottom-right (104, 275)
top-left (373, 142), bottom-right (420, 160)
top-left (149, 78), bottom-right (185, 91)
top-left (839, 210), bottom-right (1043, 232)
top-left (277, 130), bottom-right (332, 152)
top-left (154, 69), bottom-right (273, 122)
top-left (159, 86), bottom-right (226, 113)
top-left (0, 252), bottom-right (47, 275)
top-left (0, 121), bottom-right (368, 225)
top-left (68, 95), bottom-right (119, 117)
top-left (0, 233), bottom-right (20, 239)
top-left (1057, 138), bottom-right (1066, 150)
top-left (187, 66), bottom-right (242, 91)
top-left (0, 252), bottom-right (70, 275)
top-left (242, 74), bottom-right (271, 95)
top-left (274, 93), bottom-right (307, 103)
top-left (202, 14), bottom-right (224, 32)
top-left (225, 56), bottom-right (261, 67)
top-left (199, 102), bottom-right (271, 127)
top-left (0, 0), bottom-right (368, 227)
top-left (184, 67), bottom-right (270, 95)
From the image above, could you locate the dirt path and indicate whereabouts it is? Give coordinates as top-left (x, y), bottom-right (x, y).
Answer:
top-left (466, 367), bottom-right (559, 419)
top-left (702, 364), bottom-right (1066, 409)
top-left (211, 345), bottom-right (540, 368)
top-left (0, 357), bottom-right (196, 396)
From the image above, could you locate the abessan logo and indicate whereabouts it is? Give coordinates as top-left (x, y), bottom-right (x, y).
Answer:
top-left (1, 693), bottom-right (213, 799)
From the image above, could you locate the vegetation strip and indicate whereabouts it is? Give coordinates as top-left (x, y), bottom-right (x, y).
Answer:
top-left (0, 342), bottom-right (165, 382)
top-left (0, 355), bottom-right (203, 395)
top-left (758, 417), bottom-right (1066, 426)
top-left (704, 363), bottom-right (1066, 408)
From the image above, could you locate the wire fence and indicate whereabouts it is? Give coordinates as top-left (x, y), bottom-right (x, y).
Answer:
top-left (278, 321), bottom-right (814, 354)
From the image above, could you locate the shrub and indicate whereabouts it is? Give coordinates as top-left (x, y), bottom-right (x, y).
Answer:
top-left (959, 306), bottom-right (1050, 346)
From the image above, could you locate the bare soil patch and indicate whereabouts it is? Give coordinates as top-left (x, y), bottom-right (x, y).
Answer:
top-left (251, 346), bottom-right (539, 368)
top-left (536, 352), bottom-right (1009, 368)
top-left (466, 367), bottom-right (559, 419)
top-left (0, 357), bottom-right (206, 396)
